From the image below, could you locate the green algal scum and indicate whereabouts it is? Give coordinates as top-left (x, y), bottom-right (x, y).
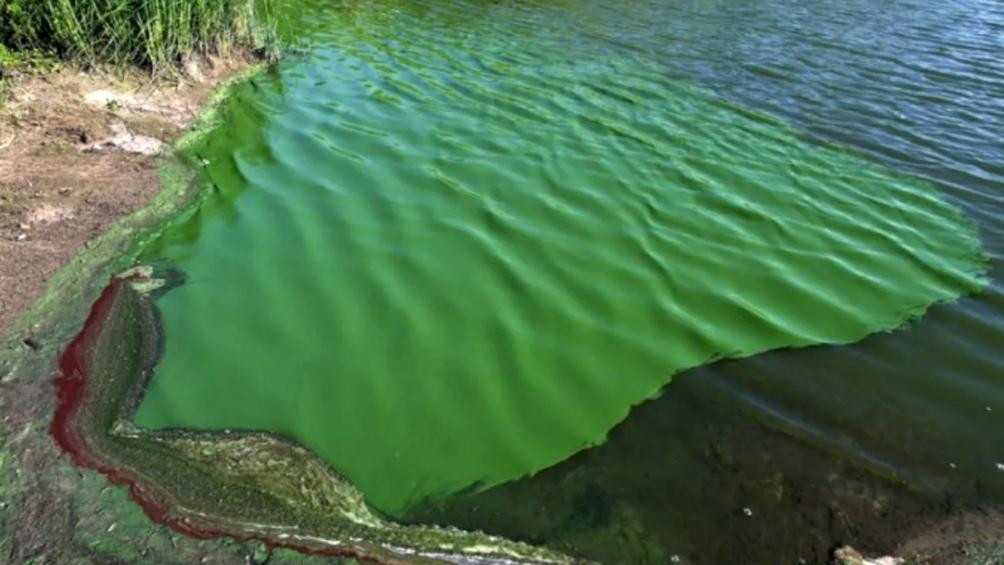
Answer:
top-left (54, 267), bottom-right (577, 563)
top-left (0, 56), bottom-right (576, 561)
top-left (135, 0), bottom-right (988, 516)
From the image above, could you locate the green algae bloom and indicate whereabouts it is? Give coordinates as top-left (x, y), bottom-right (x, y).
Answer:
top-left (129, 0), bottom-right (987, 519)
top-left (54, 271), bottom-right (576, 563)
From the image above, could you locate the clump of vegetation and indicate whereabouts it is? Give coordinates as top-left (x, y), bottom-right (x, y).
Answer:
top-left (0, 0), bottom-right (275, 70)
top-left (0, 42), bottom-right (61, 104)
top-left (0, 44), bottom-right (14, 104)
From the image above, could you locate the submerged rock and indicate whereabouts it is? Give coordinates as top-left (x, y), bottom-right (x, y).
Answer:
top-left (833, 546), bottom-right (903, 565)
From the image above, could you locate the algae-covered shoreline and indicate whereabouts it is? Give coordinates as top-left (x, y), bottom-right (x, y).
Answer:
top-left (3, 0), bottom-right (1004, 563)
top-left (0, 56), bottom-right (575, 562)
top-left (0, 1), bottom-right (574, 554)
top-left (0, 61), bottom-right (301, 563)
top-left (49, 268), bottom-right (575, 563)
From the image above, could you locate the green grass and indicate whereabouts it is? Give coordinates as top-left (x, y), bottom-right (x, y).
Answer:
top-left (0, 44), bottom-right (21, 104)
top-left (0, 43), bottom-right (60, 103)
top-left (0, 0), bottom-right (275, 70)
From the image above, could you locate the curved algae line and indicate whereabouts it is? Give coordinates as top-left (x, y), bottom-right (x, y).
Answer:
top-left (0, 62), bottom-right (575, 562)
top-left (0, 68), bottom-right (274, 565)
top-left (51, 267), bottom-right (579, 564)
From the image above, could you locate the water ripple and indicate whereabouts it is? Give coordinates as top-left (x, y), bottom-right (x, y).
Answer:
top-left (134, 0), bottom-right (998, 528)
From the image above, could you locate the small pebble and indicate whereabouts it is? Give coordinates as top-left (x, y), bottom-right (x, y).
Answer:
top-left (742, 507), bottom-right (753, 517)
top-left (16, 233), bottom-right (27, 242)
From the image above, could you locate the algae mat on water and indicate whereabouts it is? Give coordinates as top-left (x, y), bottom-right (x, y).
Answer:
top-left (133, 0), bottom-right (986, 516)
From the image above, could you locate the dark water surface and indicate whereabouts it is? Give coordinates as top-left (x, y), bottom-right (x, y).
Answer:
top-left (133, 0), bottom-right (1002, 561)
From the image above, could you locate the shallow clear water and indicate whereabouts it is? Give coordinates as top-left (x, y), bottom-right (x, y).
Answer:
top-left (133, 0), bottom-right (1002, 559)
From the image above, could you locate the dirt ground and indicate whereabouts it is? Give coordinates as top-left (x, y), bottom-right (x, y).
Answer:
top-left (0, 57), bottom-right (250, 337)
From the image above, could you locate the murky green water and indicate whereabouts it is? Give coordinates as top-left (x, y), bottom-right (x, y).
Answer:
top-left (133, 0), bottom-right (1002, 560)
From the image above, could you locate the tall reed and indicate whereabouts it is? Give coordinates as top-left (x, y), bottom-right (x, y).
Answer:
top-left (0, 0), bottom-right (274, 69)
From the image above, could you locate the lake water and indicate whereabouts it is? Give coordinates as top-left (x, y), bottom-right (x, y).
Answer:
top-left (132, 0), bottom-right (1003, 562)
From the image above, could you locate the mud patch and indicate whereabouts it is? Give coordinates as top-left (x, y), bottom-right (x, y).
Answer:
top-left (85, 122), bottom-right (164, 155)
top-left (25, 203), bottom-right (75, 226)
top-left (0, 57), bottom-right (251, 337)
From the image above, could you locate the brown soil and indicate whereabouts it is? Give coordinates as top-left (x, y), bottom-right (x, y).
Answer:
top-left (0, 57), bottom-right (251, 337)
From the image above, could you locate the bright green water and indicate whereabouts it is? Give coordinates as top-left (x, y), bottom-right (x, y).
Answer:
top-left (134, 0), bottom-right (986, 517)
